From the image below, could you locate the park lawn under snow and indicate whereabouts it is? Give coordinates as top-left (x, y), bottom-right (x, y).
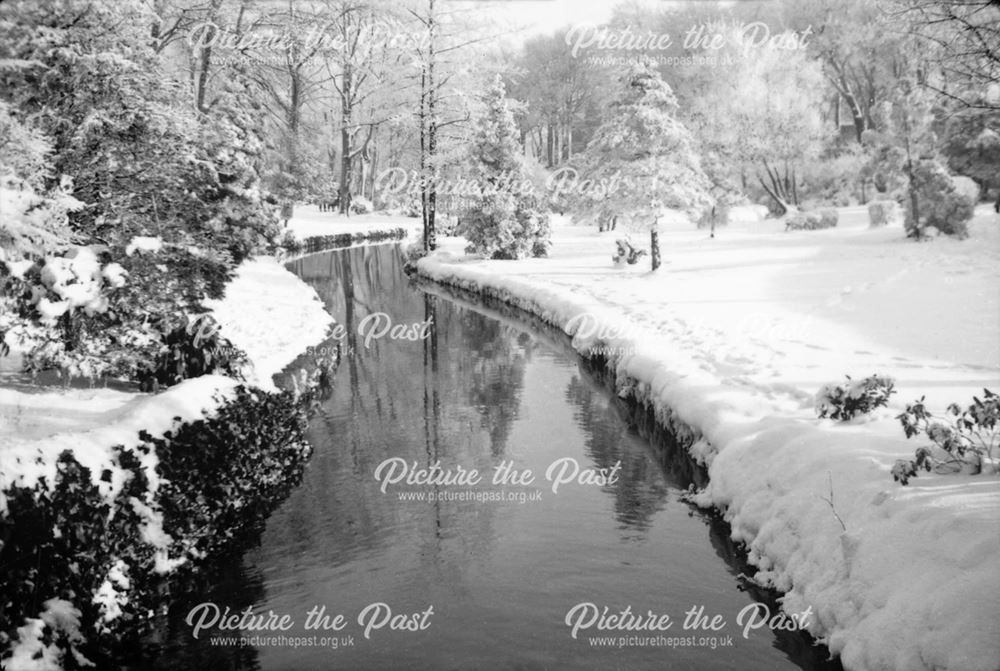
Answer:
top-left (417, 205), bottom-right (1000, 671)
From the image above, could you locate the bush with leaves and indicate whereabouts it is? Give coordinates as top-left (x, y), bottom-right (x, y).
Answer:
top-left (786, 208), bottom-right (839, 231)
top-left (0, 0), bottom-right (278, 383)
top-left (902, 161), bottom-right (975, 239)
top-left (1, 243), bottom-right (239, 381)
top-left (140, 314), bottom-right (248, 392)
top-left (0, 386), bottom-right (313, 667)
top-left (867, 199), bottom-right (903, 228)
top-left (815, 375), bottom-right (896, 421)
top-left (892, 389), bottom-right (999, 485)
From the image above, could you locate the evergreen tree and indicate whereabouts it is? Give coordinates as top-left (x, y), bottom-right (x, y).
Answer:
top-left (575, 61), bottom-right (710, 270)
top-left (864, 79), bottom-right (975, 238)
top-left (461, 75), bottom-right (550, 260)
top-left (0, 0), bottom-right (278, 379)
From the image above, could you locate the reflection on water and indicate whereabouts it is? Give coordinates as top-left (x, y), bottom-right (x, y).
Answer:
top-left (147, 244), bottom-right (840, 671)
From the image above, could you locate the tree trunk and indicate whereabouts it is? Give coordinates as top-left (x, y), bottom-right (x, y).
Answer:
top-left (650, 221), bottom-right (661, 271)
top-left (545, 123), bottom-right (554, 168)
top-left (418, 0), bottom-right (438, 251)
top-left (426, 0), bottom-right (437, 251)
top-left (339, 59), bottom-right (353, 216)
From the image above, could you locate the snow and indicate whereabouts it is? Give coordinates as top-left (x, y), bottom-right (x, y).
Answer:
top-left (124, 236), bottom-right (163, 256)
top-left (0, 375), bottom-right (240, 516)
top-left (416, 205), bottom-right (1000, 671)
top-left (1, 253), bottom-right (334, 568)
top-left (5, 599), bottom-right (91, 671)
top-left (286, 204), bottom-right (421, 241)
top-left (201, 256), bottom-right (334, 391)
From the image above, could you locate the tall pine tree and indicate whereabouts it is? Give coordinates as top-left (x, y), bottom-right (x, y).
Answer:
top-left (576, 61), bottom-right (710, 270)
top-left (461, 75), bottom-right (550, 259)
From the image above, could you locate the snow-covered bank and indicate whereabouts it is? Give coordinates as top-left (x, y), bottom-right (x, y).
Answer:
top-left (1, 254), bottom-right (334, 457)
top-left (287, 205), bottom-right (421, 241)
top-left (416, 207), bottom-right (1000, 671)
top-left (0, 254), bottom-right (335, 668)
top-left (202, 256), bottom-right (334, 391)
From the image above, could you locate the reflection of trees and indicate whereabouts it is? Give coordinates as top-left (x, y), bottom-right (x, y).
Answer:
top-left (274, 244), bottom-right (532, 580)
top-left (564, 372), bottom-right (668, 532)
top-left (444, 313), bottom-right (532, 458)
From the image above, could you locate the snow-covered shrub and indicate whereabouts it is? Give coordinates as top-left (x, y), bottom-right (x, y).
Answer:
top-left (0, 386), bottom-right (313, 666)
top-left (140, 314), bottom-right (248, 391)
top-left (952, 175), bottom-right (980, 204)
top-left (815, 375), bottom-right (896, 421)
top-left (892, 389), bottom-right (999, 485)
top-left (299, 227), bottom-right (407, 255)
top-left (350, 195), bottom-right (374, 215)
top-left (4, 599), bottom-right (91, 670)
top-left (819, 208), bottom-right (838, 228)
top-left (697, 202), bottom-right (731, 229)
top-left (785, 209), bottom-right (837, 231)
top-left (1, 242), bottom-right (238, 382)
top-left (867, 199), bottom-right (903, 227)
top-left (903, 162), bottom-right (975, 239)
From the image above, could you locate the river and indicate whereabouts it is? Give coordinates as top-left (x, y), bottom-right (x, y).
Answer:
top-left (146, 243), bottom-right (840, 671)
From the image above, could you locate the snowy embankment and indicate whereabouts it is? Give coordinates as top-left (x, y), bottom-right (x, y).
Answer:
top-left (287, 204), bottom-right (420, 242)
top-left (1, 255), bottom-right (332, 454)
top-left (0, 255), bottom-right (333, 665)
top-left (201, 256), bottom-right (334, 391)
top-left (416, 206), bottom-right (1000, 671)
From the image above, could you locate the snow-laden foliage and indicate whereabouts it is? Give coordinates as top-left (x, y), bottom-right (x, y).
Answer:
top-left (572, 61), bottom-right (711, 246)
top-left (0, 0), bottom-right (280, 382)
top-left (893, 389), bottom-right (1000, 485)
top-left (350, 194), bottom-right (375, 215)
top-left (863, 79), bottom-right (975, 239)
top-left (785, 208), bottom-right (838, 231)
top-left (682, 21), bottom-right (829, 212)
top-left (4, 599), bottom-right (91, 671)
top-left (0, 103), bottom-right (79, 258)
top-left (460, 75), bottom-right (551, 260)
top-left (815, 375), bottom-right (896, 421)
top-left (0, 385), bottom-right (315, 668)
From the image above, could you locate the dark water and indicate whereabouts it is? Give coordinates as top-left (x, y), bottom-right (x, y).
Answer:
top-left (149, 244), bottom-right (839, 671)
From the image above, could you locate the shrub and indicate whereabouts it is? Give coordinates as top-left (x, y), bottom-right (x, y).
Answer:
top-left (818, 208), bottom-right (838, 228)
top-left (349, 195), bottom-right (374, 215)
top-left (816, 375), bottom-right (896, 421)
top-left (0, 386), bottom-right (313, 666)
top-left (697, 203), bottom-right (731, 229)
top-left (786, 209), bottom-right (838, 231)
top-left (139, 314), bottom-right (249, 391)
top-left (299, 227), bottom-right (407, 255)
top-left (952, 175), bottom-right (981, 204)
top-left (867, 199), bottom-right (903, 228)
top-left (277, 228), bottom-right (303, 256)
top-left (892, 389), bottom-right (999, 485)
top-left (904, 162), bottom-right (975, 238)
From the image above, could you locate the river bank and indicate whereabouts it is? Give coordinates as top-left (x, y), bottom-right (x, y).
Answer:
top-left (414, 207), bottom-right (1000, 671)
top-left (0, 255), bottom-right (336, 668)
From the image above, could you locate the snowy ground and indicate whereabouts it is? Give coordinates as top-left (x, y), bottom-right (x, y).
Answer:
top-left (201, 257), bottom-right (333, 391)
top-left (0, 254), bottom-right (333, 517)
top-left (286, 204), bottom-right (421, 241)
top-left (417, 205), bottom-right (1000, 671)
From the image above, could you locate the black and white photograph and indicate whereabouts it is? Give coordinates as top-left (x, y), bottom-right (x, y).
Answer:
top-left (1, 0), bottom-right (998, 669)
